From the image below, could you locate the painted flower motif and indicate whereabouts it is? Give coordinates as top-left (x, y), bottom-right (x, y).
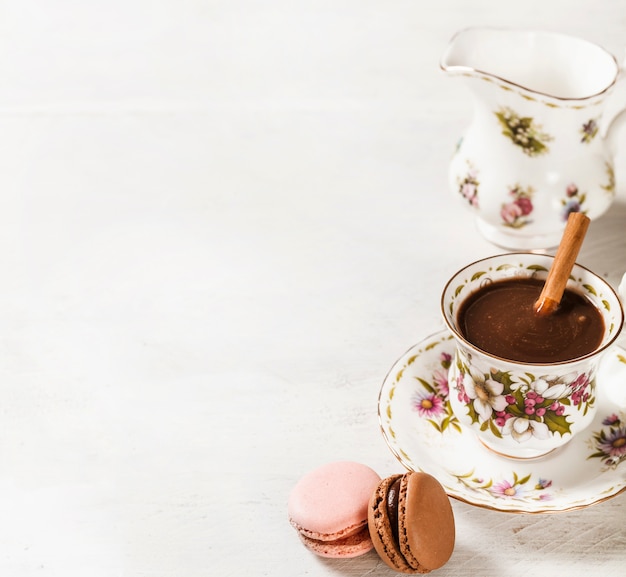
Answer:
top-left (603, 414), bottom-right (621, 426)
top-left (458, 163), bottom-right (480, 208)
top-left (456, 470), bottom-right (553, 502)
top-left (456, 371), bottom-right (470, 404)
top-left (412, 392), bottom-right (445, 418)
top-left (493, 408), bottom-right (514, 428)
top-left (452, 358), bottom-right (595, 444)
top-left (410, 348), bottom-right (461, 434)
top-left (514, 196), bottom-right (533, 215)
top-left (491, 479), bottom-right (524, 498)
top-left (570, 372), bottom-right (592, 408)
top-left (529, 377), bottom-right (571, 400)
top-left (502, 416), bottom-right (550, 443)
top-left (601, 161), bottom-right (616, 195)
top-left (500, 202), bottom-right (523, 225)
top-left (535, 478), bottom-right (552, 490)
top-left (562, 200), bottom-right (581, 219)
top-left (501, 184), bottom-right (534, 229)
top-left (598, 427), bottom-right (626, 460)
top-left (588, 414), bottom-right (626, 470)
top-left (495, 107), bottom-right (553, 156)
top-left (463, 369), bottom-right (508, 422)
top-left (439, 351), bottom-right (452, 369)
top-left (580, 118), bottom-right (599, 143)
top-left (433, 368), bottom-right (450, 398)
top-left (560, 183), bottom-right (587, 221)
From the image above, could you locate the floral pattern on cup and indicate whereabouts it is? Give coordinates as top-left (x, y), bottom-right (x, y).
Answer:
top-left (457, 162), bottom-right (480, 208)
top-left (455, 470), bottom-right (554, 502)
top-left (501, 184), bottom-right (534, 228)
top-left (587, 413), bottom-right (626, 470)
top-left (580, 118), bottom-right (599, 143)
top-left (452, 353), bottom-right (596, 445)
top-left (495, 107), bottom-right (553, 156)
top-left (411, 351), bottom-right (461, 434)
top-left (561, 183), bottom-right (587, 221)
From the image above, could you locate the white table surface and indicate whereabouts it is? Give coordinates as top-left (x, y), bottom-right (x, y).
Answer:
top-left (1, 1), bottom-right (626, 576)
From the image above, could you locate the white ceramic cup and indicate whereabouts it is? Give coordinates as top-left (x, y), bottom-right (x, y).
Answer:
top-left (441, 253), bottom-right (624, 459)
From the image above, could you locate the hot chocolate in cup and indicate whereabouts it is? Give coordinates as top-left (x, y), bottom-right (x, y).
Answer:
top-left (441, 253), bottom-right (624, 459)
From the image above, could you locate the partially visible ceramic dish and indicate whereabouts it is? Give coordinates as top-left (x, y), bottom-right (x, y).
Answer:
top-left (378, 330), bottom-right (626, 513)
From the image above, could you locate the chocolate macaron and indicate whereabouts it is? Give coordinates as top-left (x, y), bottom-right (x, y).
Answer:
top-left (368, 472), bottom-right (455, 573)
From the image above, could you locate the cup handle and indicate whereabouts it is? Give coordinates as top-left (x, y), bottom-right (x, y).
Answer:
top-left (600, 339), bottom-right (626, 407)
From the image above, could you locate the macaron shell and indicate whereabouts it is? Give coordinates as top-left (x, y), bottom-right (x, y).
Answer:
top-left (288, 461), bottom-right (381, 538)
top-left (297, 525), bottom-right (374, 558)
top-left (399, 472), bottom-right (455, 572)
top-left (367, 474), bottom-right (416, 574)
top-left (290, 518), bottom-right (366, 542)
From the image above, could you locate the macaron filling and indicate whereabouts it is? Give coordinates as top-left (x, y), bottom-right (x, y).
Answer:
top-left (387, 476), bottom-right (401, 543)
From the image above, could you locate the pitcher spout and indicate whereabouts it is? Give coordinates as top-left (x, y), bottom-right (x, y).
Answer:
top-left (440, 27), bottom-right (619, 102)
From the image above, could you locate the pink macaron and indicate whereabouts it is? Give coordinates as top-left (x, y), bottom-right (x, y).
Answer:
top-left (288, 461), bottom-right (382, 558)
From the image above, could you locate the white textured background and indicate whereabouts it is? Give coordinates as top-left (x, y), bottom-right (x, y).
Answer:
top-left (0, 1), bottom-right (624, 575)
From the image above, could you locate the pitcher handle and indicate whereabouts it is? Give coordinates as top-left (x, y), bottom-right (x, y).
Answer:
top-left (605, 50), bottom-right (626, 158)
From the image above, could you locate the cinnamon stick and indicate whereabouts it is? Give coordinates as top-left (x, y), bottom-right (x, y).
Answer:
top-left (534, 212), bottom-right (590, 317)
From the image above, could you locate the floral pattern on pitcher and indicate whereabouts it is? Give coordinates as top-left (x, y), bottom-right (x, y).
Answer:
top-left (494, 107), bottom-right (553, 156)
top-left (560, 183), bottom-right (587, 221)
top-left (500, 184), bottom-right (534, 228)
top-left (457, 161), bottom-right (480, 208)
top-left (587, 413), bottom-right (626, 470)
top-left (452, 354), bottom-right (596, 444)
top-left (601, 162), bottom-right (616, 195)
top-left (580, 118), bottom-right (599, 143)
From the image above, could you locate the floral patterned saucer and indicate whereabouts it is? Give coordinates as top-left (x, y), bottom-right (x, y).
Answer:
top-left (378, 330), bottom-right (626, 513)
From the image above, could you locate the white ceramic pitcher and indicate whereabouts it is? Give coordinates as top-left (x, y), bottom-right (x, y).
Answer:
top-left (441, 27), bottom-right (625, 250)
